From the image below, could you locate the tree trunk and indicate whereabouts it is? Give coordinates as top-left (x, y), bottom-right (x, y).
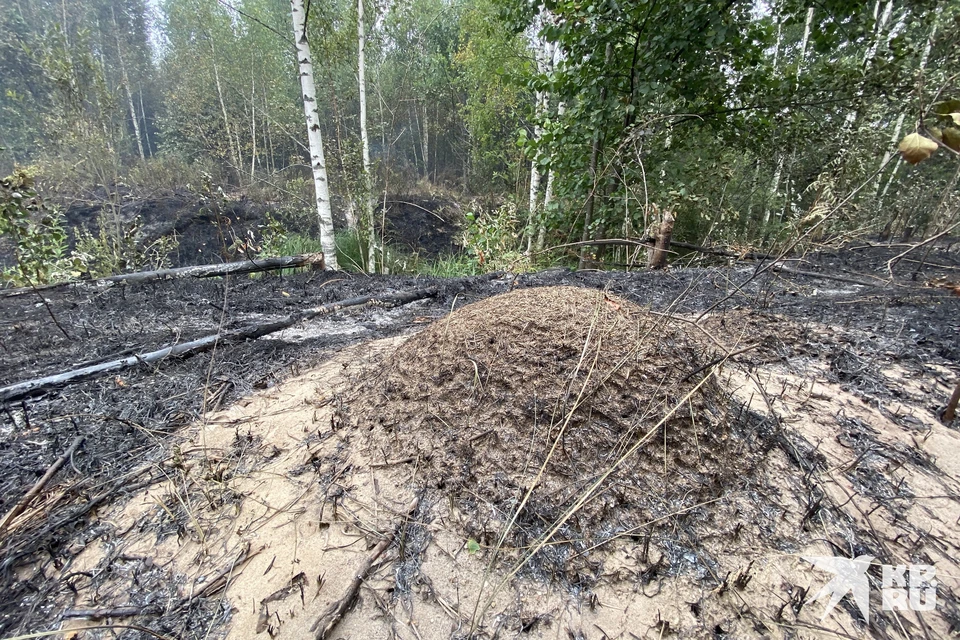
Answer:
top-left (422, 103), bottom-right (429, 181)
top-left (527, 37), bottom-right (553, 254)
top-left (138, 84), bottom-right (152, 157)
top-left (876, 8), bottom-right (939, 201)
top-left (112, 7), bottom-right (145, 161)
top-left (250, 70), bottom-right (257, 180)
top-left (648, 210), bottom-right (675, 270)
top-left (579, 43), bottom-right (612, 269)
top-left (291, 0), bottom-right (339, 270)
top-left (207, 35), bottom-right (241, 179)
top-left (763, 155), bottom-right (783, 229)
top-left (797, 7), bottom-right (814, 85)
top-left (358, 0), bottom-right (376, 271)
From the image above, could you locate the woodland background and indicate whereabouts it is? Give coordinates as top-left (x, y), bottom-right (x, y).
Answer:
top-left (1, 0), bottom-right (958, 278)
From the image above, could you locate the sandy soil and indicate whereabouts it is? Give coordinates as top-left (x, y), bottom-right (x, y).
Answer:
top-left (53, 287), bottom-right (960, 639)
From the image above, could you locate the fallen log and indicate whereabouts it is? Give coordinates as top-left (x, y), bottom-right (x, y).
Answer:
top-left (545, 238), bottom-right (775, 261)
top-left (770, 264), bottom-right (881, 287)
top-left (0, 286), bottom-right (438, 403)
top-left (668, 240), bottom-right (776, 261)
top-left (1, 254), bottom-right (325, 297)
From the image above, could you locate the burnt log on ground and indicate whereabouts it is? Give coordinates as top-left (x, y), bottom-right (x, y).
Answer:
top-left (0, 286), bottom-right (437, 403)
top-left (1, 254), bottom-right (326, 298)
top-left (548, 237), bottom-right (777, 262)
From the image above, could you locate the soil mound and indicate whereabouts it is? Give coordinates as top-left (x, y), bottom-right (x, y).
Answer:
top-left (350, 286), bottom-right (771, 581)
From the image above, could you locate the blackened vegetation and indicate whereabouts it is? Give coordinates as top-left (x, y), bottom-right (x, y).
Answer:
top-left (379, 196), bottom-right (463, 258)
top-left (0, 243), bottom-right (957, 637)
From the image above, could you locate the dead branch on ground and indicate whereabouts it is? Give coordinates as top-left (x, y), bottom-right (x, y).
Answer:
top-left (1, 254), bottom-right (325, 297)
top-left (310, 497), bottom-right (420, 640)
top-left (0, 435), bottom-right (85, 536)
top-left (886, 221), bottom-right (960, 278)
top-left (771, 264), bottom-right (882, 287)
top-left (0, 286), bottom-right (438, 403)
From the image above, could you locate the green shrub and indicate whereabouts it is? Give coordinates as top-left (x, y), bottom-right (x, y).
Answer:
top-left (0, 168), bottom-right (79, 285)
top-left (73, 211), bottom-right (179, 278)
top-left (462, 200), bottom-right (531, 273)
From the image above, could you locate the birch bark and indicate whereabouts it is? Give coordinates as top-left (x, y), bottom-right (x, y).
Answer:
top-left (358, 0), bottom-right (377, 271)
top-left (291, 0), bottom-right (339, 270)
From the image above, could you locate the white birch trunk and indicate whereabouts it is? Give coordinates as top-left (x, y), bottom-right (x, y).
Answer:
top-left (358, 0), bottom-right (376, 271)
top-left (250, 72), bottom-right (257, 179)
top-left (763, 156), bottom-right (783, 228)
top-left (291, 0), bottom-right (339, 270)
top-left (204, 31), bottom-right (242, 177)
top-left (797, 7), bottom-right (814, 85)
top-left (526, 36), bottom-right (553, 253)
top-left (763, 3), bottom-right (786, 231)
top-left (535, 93), bottom-right (563, 252)
top-left (843, 0), bottom-right (898, 130)
top-left (424, 107), bottom-right (429, 181)
top-left (112, 8), bottom-right (145, 160)
top-left (876, 7), bottom-right (940, 201)
top-left (138, 85), bottom-right (152, 156)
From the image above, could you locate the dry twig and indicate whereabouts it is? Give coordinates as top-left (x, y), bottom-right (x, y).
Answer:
top-left (310, 496), bottom-right (420, 639)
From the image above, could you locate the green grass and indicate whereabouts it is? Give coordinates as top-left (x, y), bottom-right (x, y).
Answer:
top-left (421, 254), bottom-right (479, 277)
top-left (334, 230), bottom-right (367, 272)
top-left (262, 230), bottom-right (485, 277)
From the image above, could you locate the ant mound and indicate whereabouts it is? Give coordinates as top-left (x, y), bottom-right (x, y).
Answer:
top-left (349, 286), bottom-right (774, 581)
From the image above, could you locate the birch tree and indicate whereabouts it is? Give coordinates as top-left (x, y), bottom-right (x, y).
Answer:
top-left (291, 0), bottom-right (339, 270)
top-left (358, 0), bottom-right (377, 272)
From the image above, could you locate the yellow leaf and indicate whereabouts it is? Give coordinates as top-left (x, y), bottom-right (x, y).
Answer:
top-left (942, 127), bottom-right (960, 153)
top-left (898, 133), bottom-right (938, 165)
top-left (929, 127), bottom-right (943, 141)
top-left (948, 113), bottom-right (960, 126)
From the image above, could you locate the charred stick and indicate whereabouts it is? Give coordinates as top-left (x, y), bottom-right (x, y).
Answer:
top-left (63, 605), bottom-right (161, 619)
top-left (0, 435), bottom-right (85, 536)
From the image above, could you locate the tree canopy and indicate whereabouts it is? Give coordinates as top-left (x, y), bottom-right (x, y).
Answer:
top-left (0, 0), bottom-right (957, 263)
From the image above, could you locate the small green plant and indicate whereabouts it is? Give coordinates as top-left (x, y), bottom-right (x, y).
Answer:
top-left (462, 200), bottom-right (531, 273)
top-left (334, 229), bottom-right (366, 272)
top-left (73, 212), bottom-right (179, 277)
top-left (0, 168), bottom-right (79, 286)
top-left (422, 253), bottom-right (478, 277)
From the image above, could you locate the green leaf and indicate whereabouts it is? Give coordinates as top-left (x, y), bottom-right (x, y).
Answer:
top-left (932, 100), bottom-right (960, 117)
top-left (467, 539), bottom-right (480, 555)
top-left (942, 128), bottom-right (960, 153)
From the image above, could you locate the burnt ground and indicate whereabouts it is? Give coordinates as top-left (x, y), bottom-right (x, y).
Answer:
top-left (378, 196), bottom-right (463, 257)
top-left (0, 190), bottom-right (462, 273)
top-left (0, 243), bottom-right (958, 637)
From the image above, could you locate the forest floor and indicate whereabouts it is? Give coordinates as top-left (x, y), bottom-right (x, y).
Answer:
top-left (1, 243), bottom-right (959, 639)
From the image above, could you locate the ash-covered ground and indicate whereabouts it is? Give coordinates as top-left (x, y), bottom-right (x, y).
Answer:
top-left (0, 242), bottom-right (958, 638)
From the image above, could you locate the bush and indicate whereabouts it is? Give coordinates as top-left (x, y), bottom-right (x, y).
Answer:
top-left (461, 200), bottom-right (531, 273)
top-left (73, 211), bottom-right (179, 278)
top-left (0, 168), bottom-right (78, 286)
